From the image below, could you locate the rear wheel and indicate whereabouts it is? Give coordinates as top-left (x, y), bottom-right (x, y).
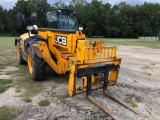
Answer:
top-left (16, 42), bottom-right (26, 65)
top-left (27, 46), bottom-right (47, 81)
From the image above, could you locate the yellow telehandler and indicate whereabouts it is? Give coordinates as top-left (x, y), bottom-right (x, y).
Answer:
top-left (15, 9), bottom-right (144, 119)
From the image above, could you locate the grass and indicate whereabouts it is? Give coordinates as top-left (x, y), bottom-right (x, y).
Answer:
top-left (48, 69), bottom-right (68, 84)
top-left (23, 97), bottom-right (32, 103)
top-left (141, 66), bottom-right (152, 76)
top-left (38, 100), bottom-right (50, 106)
top-left (13, 65), bottom-right (44, 101)
top-left (56, 94), bottom-right (69, 99)
top-left (143, 71), bottom-right (152, 76)
top-left (0, 79), bottom-right (12, 85)
top-left (0, 37), bottom-right (17, 66)
top-left (141, 66), bottom-right (152, 70)
top-left (51, 84), bottom-right (58, 90)
top-left (84, 117), bottom-right (94, 120)
top-left (0, 106), bottom-right (23, 120)
top-left (0, 79), bottom-right (12, 93)
top-left (123, 96), bottom-right (138, 107)
top-left (15, 86), bottom-right (21, 92)
top-left (0, 37), bottom-right (15, 50)
top-left (0, 66), bottom-right (5, 69)
top-left (89, 38), bottom-right (160, 49)
top-left (87, 104), bottom-right (96, 109)
top-left (4, 70), bottom-right (19, 75)
top-left (54, 77), bottom-right (68, 84)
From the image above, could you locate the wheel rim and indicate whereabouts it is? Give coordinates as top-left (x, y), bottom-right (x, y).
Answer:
top-left (28, 54), bottom-right (33, 74)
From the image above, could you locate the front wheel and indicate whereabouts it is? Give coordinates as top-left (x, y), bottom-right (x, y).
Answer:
top-left (27, 46), bottom-right (47, 81)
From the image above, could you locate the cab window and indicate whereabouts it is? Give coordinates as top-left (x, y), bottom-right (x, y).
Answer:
top-left (47, 12), bottom-right (58, 29)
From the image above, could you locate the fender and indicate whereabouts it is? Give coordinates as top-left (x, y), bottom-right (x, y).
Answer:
top-left (20, 40), bottom-right (45, 62)
top-left (24, 35), bottom-right (46, 54)
top-left (15, 37), bottom-right (21, 46)
top-left (15, 37), bottom-right (27, 61)
top-left (26, 41), bottom-right (41, 55)
top-left (15, 35), bottom-right (46, 62)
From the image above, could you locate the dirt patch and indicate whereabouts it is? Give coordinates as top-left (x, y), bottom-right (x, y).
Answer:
top-left (0, 66), bottom-right (18, 76)
top-left (0, 66), bottom-right (24, 107)
top-left (114, 45), bottom-right (160, 120)
top-left (0, 87), bottom-right (26, 107)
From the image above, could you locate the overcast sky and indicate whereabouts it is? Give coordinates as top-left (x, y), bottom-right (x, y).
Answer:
top-left (0, 0), bottom-right (159, 10)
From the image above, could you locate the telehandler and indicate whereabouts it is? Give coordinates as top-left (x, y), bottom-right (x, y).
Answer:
top-left (15, 9), bottom-right (144, 119)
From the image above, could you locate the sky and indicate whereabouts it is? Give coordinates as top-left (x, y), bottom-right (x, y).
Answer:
top-left (0, 0), bottom-right (159, 10)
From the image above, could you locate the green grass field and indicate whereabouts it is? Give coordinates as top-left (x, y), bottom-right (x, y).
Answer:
top-left (89, 38), bottom-right (160, 49)
top-left (0, 37), bottom-right (16, 66)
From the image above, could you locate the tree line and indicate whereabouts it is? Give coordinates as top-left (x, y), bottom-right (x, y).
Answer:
top-left (0, 0), bottom-right (160, 38)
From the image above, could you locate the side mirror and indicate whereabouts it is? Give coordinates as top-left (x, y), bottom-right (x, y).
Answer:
top-left (17, 12), bottom-right (26, 26)
top-left (31, 12), bottom-right (37, 18)
top-left (30, 13), bottom-right (37, 25)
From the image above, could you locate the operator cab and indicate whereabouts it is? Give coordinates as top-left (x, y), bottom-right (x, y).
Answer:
top-left (47, 9), bottom-right (78, 30)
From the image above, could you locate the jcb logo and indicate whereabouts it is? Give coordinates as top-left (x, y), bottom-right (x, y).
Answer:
top-left (55, 36), bottom-right (67, 46)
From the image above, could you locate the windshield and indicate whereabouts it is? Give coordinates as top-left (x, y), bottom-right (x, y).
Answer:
top-left (47, 11), bottom-right (78, 30)
top-left (58, 14), bottom-right (78, 30)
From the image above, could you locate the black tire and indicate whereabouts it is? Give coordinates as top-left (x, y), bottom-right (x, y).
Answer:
top-left (16, 42), bottom-right (26, 65)
top-left (27, 46), bottom-right (47, 81)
